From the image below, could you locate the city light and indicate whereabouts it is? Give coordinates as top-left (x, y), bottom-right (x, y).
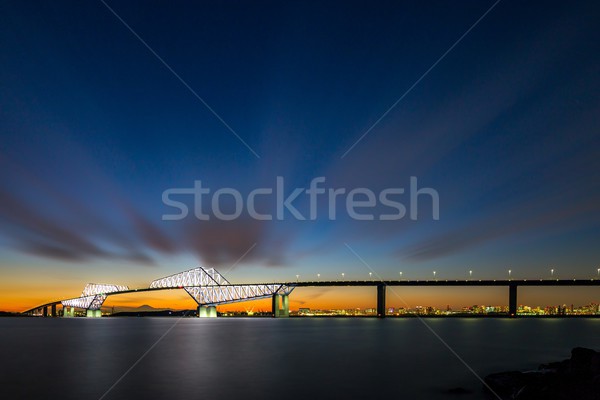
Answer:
top-left (291, 302), bottom-right (600, 317)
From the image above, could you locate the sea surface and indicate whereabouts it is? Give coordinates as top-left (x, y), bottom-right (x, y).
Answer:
top-left (0, 317), bottom-right (598, 399)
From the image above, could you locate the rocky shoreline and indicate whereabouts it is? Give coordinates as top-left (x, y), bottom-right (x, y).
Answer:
top-left (484, 347), bottom-right (600, 399)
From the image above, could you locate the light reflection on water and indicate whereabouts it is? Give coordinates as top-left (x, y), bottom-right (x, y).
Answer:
top-left (0, 318), bottom-right (597, 400)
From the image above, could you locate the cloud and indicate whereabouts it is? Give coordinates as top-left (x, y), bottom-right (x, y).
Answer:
top-left (400, 190), bottom-right (600, 262)
top-left (182, 218), bottom-right (292, 268)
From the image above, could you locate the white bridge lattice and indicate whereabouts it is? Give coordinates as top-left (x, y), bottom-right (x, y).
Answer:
top-left (150, 267), bottom-right (294, 306)
top-left (61, 283), bottom-right (129, 310)
top-left (150, 267), bottom-right (230, 288)
top-left (58, 267), bottom-right (293, 311)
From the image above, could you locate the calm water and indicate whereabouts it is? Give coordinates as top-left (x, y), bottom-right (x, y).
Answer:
top-left (0, 317), bottom-right (598, 399)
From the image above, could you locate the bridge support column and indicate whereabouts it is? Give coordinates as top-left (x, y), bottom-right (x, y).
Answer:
top-left (281, 295), bottom-right (289, 317)
top-left (509, 284), bottom-right (518, 317)
top-left (42, 307), bottom-right (48, 317)
top-left (272, 294), bottom-right (289, 318)
top-left (63, 306), bottom-right (74, 317)
top-left (272, 295), bottom-right (280, 318)
top-left (86, 309), bottom-right (102, 318)
top-left (208, 306), bottom-right (217, 318)
top-left (51, 304), bottom-right (57, 317)
top-left (198, 306), bottom-right (207, 318)
top-left (377, 284), bottom-right (386, 318)
top-left (198, 306), bottom-right (217, 318)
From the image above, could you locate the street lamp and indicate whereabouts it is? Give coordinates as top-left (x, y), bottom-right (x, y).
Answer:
top-left (317, 273), bottom-right (320, 281)
top-left (597, 268), bottom-right (599, 277)
top-left (399, 271), bottom-right (403, 280)
top-left (508, 269), bottom-right (512, 279)
top-left (551, 268), bottom-right (554, 278)
top-left (469, 270), bottom-right (473, 279)
top-left (433, 271), bottom-right (436, 280)
top-left (369, 272), bottom-right (372, 281)
top-left (341, 272), bottom-right (345, 280)
top-left (296, 274), bottom-right (299, 282)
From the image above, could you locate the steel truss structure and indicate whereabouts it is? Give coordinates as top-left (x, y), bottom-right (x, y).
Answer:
top-left (150, 267), bottom-right (230, 288)
top-left (185, 284), bottom-right (294, 306)
top-left (61, 283), bottom-right (129, 310)
top-left (150, 267), bottom-right (294, 306)
top-left (55, 267), bottom-right (294, 311)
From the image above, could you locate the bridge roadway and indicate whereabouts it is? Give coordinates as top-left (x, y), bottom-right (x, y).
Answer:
top-left (23, 279), bottom-right (600, 317)
top-left (289, 279), bottom-right (600, 287)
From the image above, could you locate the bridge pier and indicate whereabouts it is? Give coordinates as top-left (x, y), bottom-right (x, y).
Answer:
top-left (63, 306), bottom-right (74, 317)
top-left (51, 304), bottom-right (57, 317)
top-left (376, 284), bottom-right (386, 318)
top-left (198, 306), bottom-right (217, 318)
top-left (86, 309), bottom-right (102, 318)
top-left (272, 294), bottom-right (289, 318)
top-left (42, 306), bottom-right (48, 317)
top-left (509, 284), bottom-right (518, 317)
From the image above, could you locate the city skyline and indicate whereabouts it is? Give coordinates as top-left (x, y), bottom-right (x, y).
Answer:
top-left (1, 1), bottom-right (599, 313)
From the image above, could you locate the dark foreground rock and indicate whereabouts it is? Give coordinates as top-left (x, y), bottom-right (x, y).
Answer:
top-left (484, 347), bottom-right (600, 399)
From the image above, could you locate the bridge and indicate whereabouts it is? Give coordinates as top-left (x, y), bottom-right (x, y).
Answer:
top-left (24, 267), bottom-right (294, 318)
top-left (22, 266), bottom-right (600, 318)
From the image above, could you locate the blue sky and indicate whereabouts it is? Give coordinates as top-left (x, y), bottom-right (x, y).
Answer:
top-left (0, 1), bottom-right (599, 306)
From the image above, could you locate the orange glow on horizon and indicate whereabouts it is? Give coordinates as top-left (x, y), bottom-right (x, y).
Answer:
top-left (3, 285), bottom-right (597, 314)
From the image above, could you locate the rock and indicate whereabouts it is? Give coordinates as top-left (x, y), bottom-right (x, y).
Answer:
top-left (483, 371), bottom-right (541, 399)
top-left (571, 347), bottom-right (600, 376)
top-left (484, 348), bottom-right (600, 400)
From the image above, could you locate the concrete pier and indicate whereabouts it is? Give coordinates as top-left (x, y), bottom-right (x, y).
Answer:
top-left (198, 305), bottom-right (217, 318)
top-left (86, 309), bottom-right (102, 318)
top-left (509, 284), bottom-right (518, 317)
top-left (376, 284), bottom-right (386, 318)
top-left (272, 294), bottom-right (289, 318)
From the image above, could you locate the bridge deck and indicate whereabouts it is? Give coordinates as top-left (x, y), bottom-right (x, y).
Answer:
top-left (22, 279), bottom-right (600, 314)
top-left (289, 279), bottom-right (600, 287)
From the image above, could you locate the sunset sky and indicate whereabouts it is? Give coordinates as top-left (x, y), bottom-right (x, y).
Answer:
top-left (1, 1), bottom-right (599, 313)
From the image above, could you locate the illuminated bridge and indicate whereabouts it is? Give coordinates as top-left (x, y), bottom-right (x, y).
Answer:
top-left (25, 267), bottom-right (294, 318)
top-left (22, 266), bottom-right (600, 318)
